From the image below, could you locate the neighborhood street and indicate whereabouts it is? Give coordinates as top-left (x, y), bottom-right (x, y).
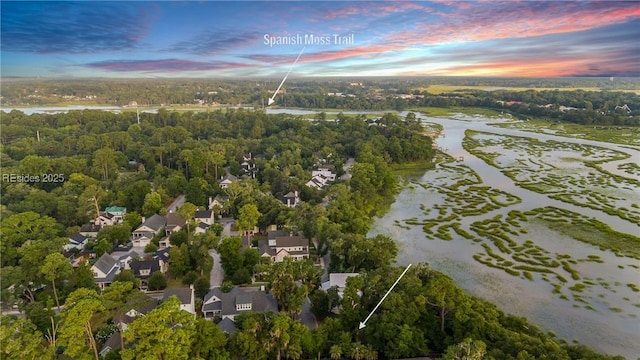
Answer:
top-left (208, 249), bottom-right (224, 288)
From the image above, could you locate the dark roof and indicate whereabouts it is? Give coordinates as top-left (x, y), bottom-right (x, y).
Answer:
top-left (99, 212), bottom-right (114, 219)
top-left (275, 236), bottom-right (308, 248)
top-left (100, 332), bottom-right (121, 355)
top-left (131, 260), bottom-right (161, 278)
top-left (165, 213), bottom-right (185, 227)
top-left (236, 292), bottom-right (252, 306)
top-left (70, 233), bottom-right (88, 244)
top-left (202, 288), bottom-right (224, 312)
top-left (267, 230), bottom-right (290, 240)
top-left (80, 223), bottom-right (101, 233)
top-left (258, 240), bottom-right (275, 257)
top-left (283, 191), bottom-right (297, 198)
top-left (220, 287), bottom-right (278, 317)
top-left (93, 254), bottom-right (117, 275)
top-left (221, 174), bottom-right (237, 182)
top-left (218, 317), bottom-right (237, 334)
top-left (163, 287), bottom-right (193, 305)
top-left (155, 248), bottom-right (170, 262)
top-left (138, 214), bottom-right (166, 232)
top-left (194, 210), bottom-right (212, 218)
top-left (197, 222), bottom-right (208, 230)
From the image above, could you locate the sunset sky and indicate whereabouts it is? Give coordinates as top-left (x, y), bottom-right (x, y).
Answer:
top-left (1, 1), bottom-right (639, 78)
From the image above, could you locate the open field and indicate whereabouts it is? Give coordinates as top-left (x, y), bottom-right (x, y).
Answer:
top-left (415, 84), bottom-right (640, 95)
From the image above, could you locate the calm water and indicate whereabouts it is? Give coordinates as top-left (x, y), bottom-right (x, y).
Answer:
top-left (370, 113), bottom-right (640, 358)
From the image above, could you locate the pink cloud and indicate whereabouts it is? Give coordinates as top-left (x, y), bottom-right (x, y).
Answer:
top-left (384, 1), bottom-right (640, 47)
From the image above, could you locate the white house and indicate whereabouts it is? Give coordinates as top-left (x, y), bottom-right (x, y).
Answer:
top-left (65, 233), bottom-right (89, 251)
top-left (91, 254), bottom-right (121, 290)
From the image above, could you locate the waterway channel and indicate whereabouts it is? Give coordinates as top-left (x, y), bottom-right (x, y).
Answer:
top-left (369, 113), bottom-right (640, 358)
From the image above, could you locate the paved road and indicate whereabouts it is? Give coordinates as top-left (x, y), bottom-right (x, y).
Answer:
top-left (165, 194), bottom-right (186, 213)
top-left (208, 249), bottom-right (224, 288)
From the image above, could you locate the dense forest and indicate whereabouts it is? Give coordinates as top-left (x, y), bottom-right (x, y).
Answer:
top-left (0, 106), bottom-right (629, 359)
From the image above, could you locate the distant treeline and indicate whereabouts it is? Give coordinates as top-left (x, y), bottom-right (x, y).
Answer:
top-left (2, 78), bottom-right (639, 125)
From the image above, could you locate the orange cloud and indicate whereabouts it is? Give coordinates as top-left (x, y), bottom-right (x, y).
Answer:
top-left (385, 2), bottom-right (640, 47)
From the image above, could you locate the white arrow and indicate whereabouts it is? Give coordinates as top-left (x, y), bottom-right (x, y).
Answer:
top-left (268, 46), bottom-right (305, 106)
top-left (359, 263), bottom-right (412, 330)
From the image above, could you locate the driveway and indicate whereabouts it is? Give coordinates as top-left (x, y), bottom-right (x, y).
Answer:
top-left (299, 296), bottom-right (317, 329)
top-left (208, 248), bottom-right (224, 288)
top-left (165, 194), bottom-right (186, 213)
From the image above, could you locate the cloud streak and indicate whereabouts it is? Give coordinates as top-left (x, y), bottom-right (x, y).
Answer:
top-left (1, 2), bottom-right (152, 54)
top-left (85, 59), bottom-right (251, 73)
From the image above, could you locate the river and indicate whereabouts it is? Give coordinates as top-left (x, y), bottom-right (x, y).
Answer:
top-left (369, 112), bottom-right (640, 358)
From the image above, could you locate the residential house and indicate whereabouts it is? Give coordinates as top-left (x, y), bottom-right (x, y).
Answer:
top-left (113, 295), bottom-right (159, 332)
top-left (64, 233), bottom-right (89, 252)
top-left (99, 332), bottom-right (121, 358)
top-left (105, 206), bottom-right (126, 223)
top-left (91, 253), bottom-right (121, 290)
top-left (219, 174), bottom-right (238, 189)
top-left (131, 259), bottom-right (162, 290)
top-left (163, 286), bottom-right (196, 315)
top-left (202, 286), bottom-right (278, 322)
top-left (305, 173), bottom-right (331, 190)
top-left (131, 214), bottom-right (165, 248)
top-left (194, 209), bottom-right (214, 226)
top-left (259, 233), bottom-right (310, 262)
top-left (154, 248), bottom-right (170, 273)
top-left (321, 273), bottom-right (359, 299)
top-left (208, 195), bottom-right (229, 217)
top-left (115, 251), bottom-right (139, 271)
top-left (79, 223), bottom-right (101, 238)
top-left (321, 273), bottom-right (361, 313)
top-left (282, 190), bottom-right (301, 208)
top-left (195, 222), bottom-right (209, 235)
top-left (165, 213), bottom-right (185, 236)
top-left (158, 236), bottom-right (171, 249)
top-left (94, 211), bottom-right (116, 227)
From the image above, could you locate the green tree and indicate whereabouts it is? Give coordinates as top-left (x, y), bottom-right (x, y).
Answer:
top-left (147, 271), bottom-right (167, 291)
top-left (40, 252), bottom-right (73, 311)
top-left (443, 338), bottom-right (487, 360)
top-left (59, 288), bottom-right (105, 360)
top-left (236, 203), bottom-right (261, 237)
top-left (142, 191), bottom-right (163, 217)
top-left (124, 211), bottom-right (142, 229)
top-left (113, 269), bottom-right (140, 289)
top-left (1, 211), bottom-right (63, 266)
top-left (189, 319), bottom-right (230, 360)
top-left (121, 296), bottom-right (196, 360)
top-left (177, 202), bottom-right (197, 236)
top-left (422, 271), bottom-right (463, 333)
top-left (0, 316), bottom-right (54, 360)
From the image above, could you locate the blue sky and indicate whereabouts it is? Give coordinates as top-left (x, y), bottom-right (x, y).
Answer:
top-left (1, 1), bottom-right (639, 78)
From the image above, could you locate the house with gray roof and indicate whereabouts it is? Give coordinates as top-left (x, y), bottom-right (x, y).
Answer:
top-left (259, 235), bottom-right (310, 263)
top-left (164, 213), bottom-right (185, 236)
top-left (202, 286), bottom-right (278, 321)
top-left (131, 259), bottom-right (162, 290)
top-left (163, 286), bottom-right (195, 316)
top-left (132, 214), bottom-right (166, 248)
top-left (91, 253), bottom-right (121, 290)
top-left (65, 233), bottom-right (89, 251)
